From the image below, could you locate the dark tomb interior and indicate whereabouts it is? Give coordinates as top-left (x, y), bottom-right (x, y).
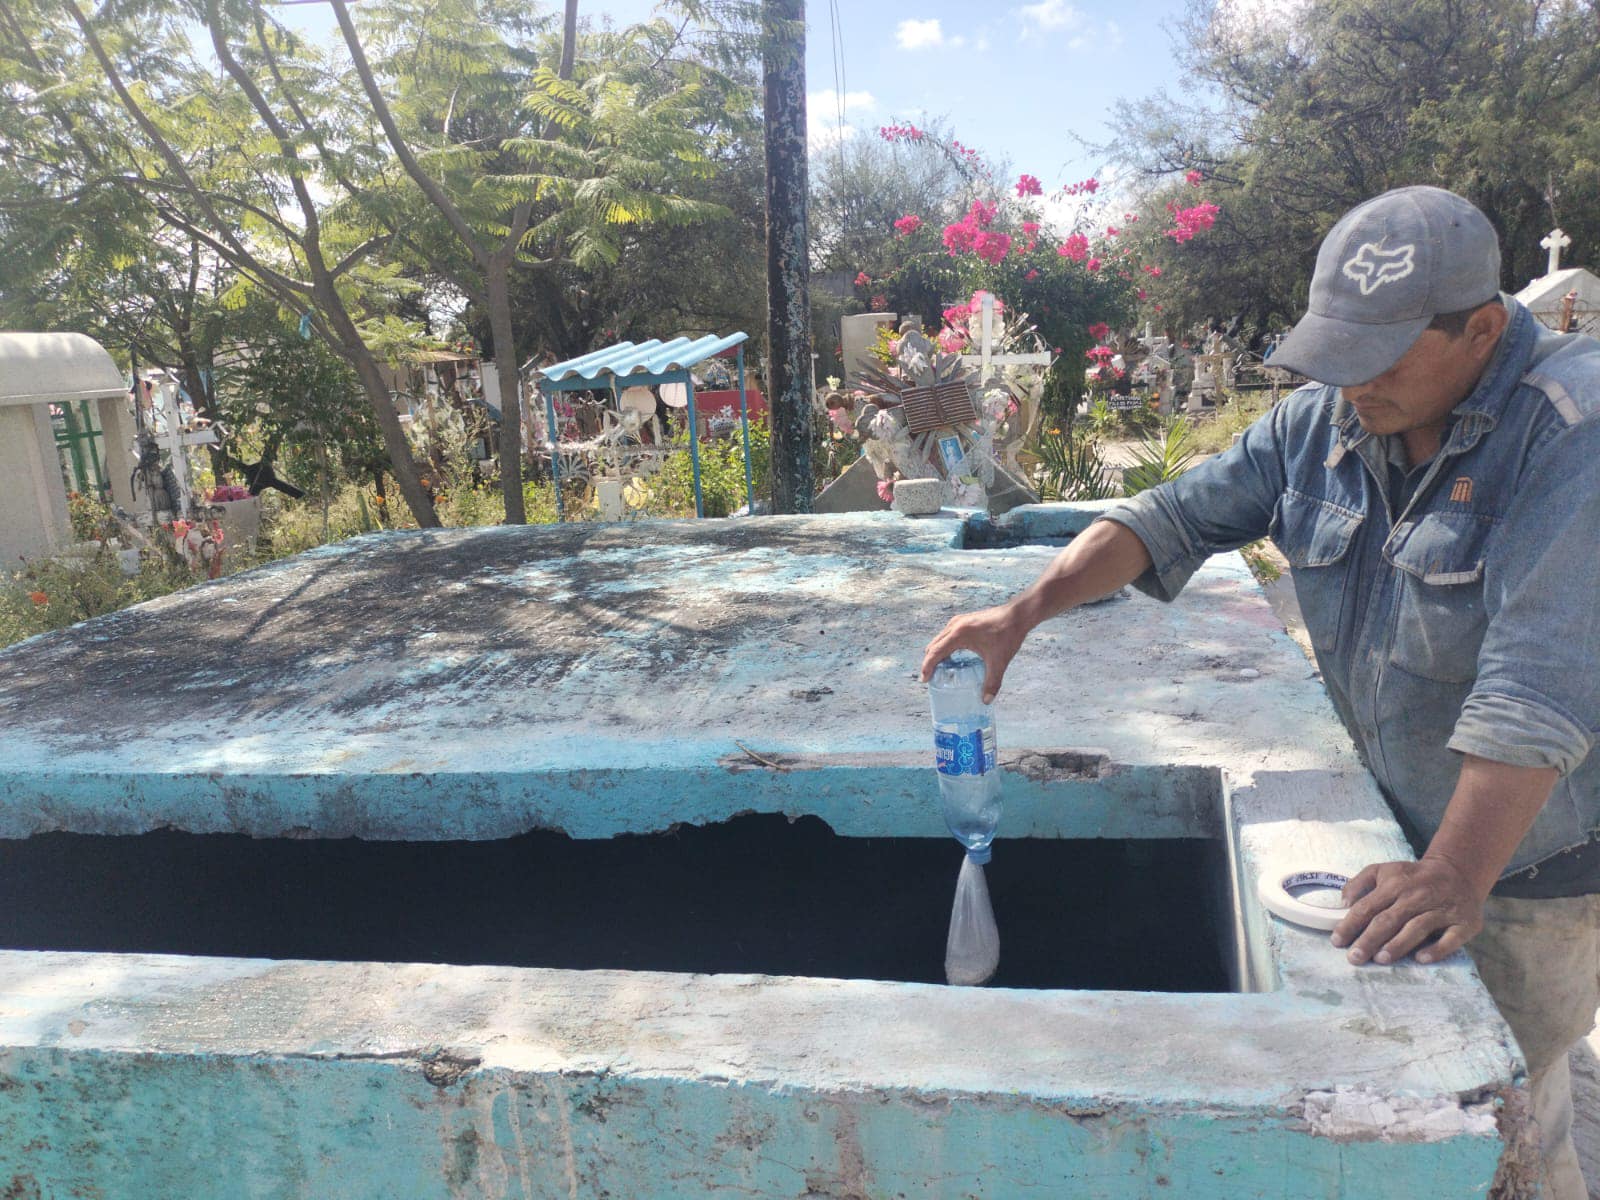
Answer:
top-left (0, 814), bottom-right (1233, 992)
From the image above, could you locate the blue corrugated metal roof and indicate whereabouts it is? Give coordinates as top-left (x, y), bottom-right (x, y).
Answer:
top-left (536, 333), bottom-right (748, 387)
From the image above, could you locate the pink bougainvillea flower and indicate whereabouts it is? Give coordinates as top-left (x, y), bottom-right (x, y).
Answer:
top-left (973, 230), bottom-right (1012, 264)
top-left (1084, 178), bottom-right (1099, 194)
top-left (870, 294), bottom-right (889, 310)
top-left (1088, 322), bottom-right (1111, 341)
top-left (1025, 269), bottom-right (1040, 281)
top-left (1015, 173), bottom-right (1043, 198)
top-left (893, 213), bottom-right (923, 236)
top-left (1144, 265), bottom-right (1163, 277)
top-left (854, 270), bottom-right (871, 287)
top-left (1021, 221), bottom-right (1040, 236)
top-left (1137, 288), bottom-right (1148, 300)
top-left (967, 199), bottom-right (998, 228)
top-left (943, 218), bottom-right (979, 256)
top-left (1105, 226), bottom-right (1119, 237)
top-left (1165, 202), bottom-right (1220, 243)
top-left (967, 291), bottom-right (1004, 316)
top-left (1185, 169), bottom-right (1204, 186)
top-left (1086, 344), bottom-right (1115, 363)
top-left (1056, 233), bottom-right (1089, 263)
top-left (1086, 257), bottom-right (1102, 272)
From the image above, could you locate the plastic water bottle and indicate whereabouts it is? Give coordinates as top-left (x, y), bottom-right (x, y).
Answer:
top-left (928, 651), bottom-right (1002, 862)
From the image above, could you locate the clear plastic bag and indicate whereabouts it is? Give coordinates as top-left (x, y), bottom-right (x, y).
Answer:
top-left (945, 853), bottom-right (1000, 986)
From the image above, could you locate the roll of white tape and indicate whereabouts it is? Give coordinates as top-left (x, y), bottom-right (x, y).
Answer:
top-left (1257, 869), bottom-right (1351, 932)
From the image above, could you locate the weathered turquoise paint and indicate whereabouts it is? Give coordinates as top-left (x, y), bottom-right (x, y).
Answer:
top-left (0, 1046), bottom-right (1501, 1199)
top-left (0, 508), bottom-right (1528, 1196)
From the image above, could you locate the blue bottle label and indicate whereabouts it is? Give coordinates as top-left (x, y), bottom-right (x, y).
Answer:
top-left (935, 726), bottom-right (993, 776)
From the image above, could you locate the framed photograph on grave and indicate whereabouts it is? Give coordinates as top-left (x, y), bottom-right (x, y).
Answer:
top-left (938, 434), bottom-right (966, 475)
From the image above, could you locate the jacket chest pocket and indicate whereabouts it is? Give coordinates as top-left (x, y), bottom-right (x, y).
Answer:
top-left (1385, 511), bottom-right (1495, 684)
top-left (1269, 489), bottom-right (1363, 656)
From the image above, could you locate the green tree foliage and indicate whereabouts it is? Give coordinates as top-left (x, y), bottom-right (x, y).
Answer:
top-left (218, 305), bottom-right (386, 501)
top-left (482, 9), bottom-right (765, 362)
top-left (1113, 0), bottom-right (1600, 338)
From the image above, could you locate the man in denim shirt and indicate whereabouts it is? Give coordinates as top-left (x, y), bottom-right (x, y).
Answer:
top-left (923, 187), bottom-right (1600, 1198)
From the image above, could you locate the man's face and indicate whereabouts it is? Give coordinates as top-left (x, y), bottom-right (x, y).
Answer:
top-left (1339, 305), bottom-right (1508, 439)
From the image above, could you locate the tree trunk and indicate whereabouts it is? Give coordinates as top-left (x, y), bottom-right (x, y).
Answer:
top-left (763, 0), bottom-right (813, 513)
top-left (487, 270), bottom-right (526, 523)
top-left (322, 303), bottom-right (439, 527)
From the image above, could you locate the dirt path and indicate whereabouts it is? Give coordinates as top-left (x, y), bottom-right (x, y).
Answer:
top-left (1254, 546), bottom-right (1600, 1194)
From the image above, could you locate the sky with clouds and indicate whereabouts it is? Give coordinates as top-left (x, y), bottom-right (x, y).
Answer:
top-left (802, 0), bottom-right (1193, 186)
top-left (280, 0), bottom-right (1199, 193)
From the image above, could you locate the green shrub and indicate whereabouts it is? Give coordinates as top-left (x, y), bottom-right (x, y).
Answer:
top-left (0, 545), bottom-right (198, 651)
top-left (1123, 417), bottom-right (1199, 496)
top-left (631, 423), bottom-right (771, 518)
top-left (1033, 427), bottom-right (1118, 502)
top-left (1187, 391), bottom-right (1271, 456)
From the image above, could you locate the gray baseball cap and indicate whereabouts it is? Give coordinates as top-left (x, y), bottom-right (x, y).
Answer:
top-left (1270, 186), bottom-right (1501, 387)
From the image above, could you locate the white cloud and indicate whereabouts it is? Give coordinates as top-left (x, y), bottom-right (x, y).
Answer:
top-left (806, 91), bottom-right (875, 153)
top-left (808, 89), bottom-right (877, 116)
top-left (1103, 20), bottom-right (1124, 47)
top-left (974, 32), bottom-right (992, 52)
top-left (1019, 0), bottom-right (1080, 32)
top-left (809, 122), bottom-right (858, 153)
top-left (950, 33), bottom-right (968, 48)
top-left (896, 18), bottom-right (944, 50)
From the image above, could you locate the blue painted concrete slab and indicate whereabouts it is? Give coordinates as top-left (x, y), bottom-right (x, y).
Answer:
top-left (0, 507), bottom-right (1527, 1196)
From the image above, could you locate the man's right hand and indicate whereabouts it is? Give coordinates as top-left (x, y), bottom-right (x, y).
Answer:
top-left (920, 603), bottom-right (1028, 703)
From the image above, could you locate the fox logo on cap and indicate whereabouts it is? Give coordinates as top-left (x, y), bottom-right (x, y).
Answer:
top-left (1342, 241), bottom-right (1417, 296)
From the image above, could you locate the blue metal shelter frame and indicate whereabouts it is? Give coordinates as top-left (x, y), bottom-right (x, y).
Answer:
top-left (533, 333), bottom-right (754, 520)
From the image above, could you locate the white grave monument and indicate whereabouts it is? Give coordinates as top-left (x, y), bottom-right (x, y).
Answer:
top-left (0, 332), bottom-right (139, 566)
top-left (1515, 228), bottom-right (1600, 338)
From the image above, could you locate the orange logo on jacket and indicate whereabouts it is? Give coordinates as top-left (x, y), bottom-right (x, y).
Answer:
top-left (1450, 476), bottom-right (1474, 504)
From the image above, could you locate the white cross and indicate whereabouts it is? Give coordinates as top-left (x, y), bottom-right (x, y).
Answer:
top-left (1541, 228), bottom-right (1572, 277)
top-left (958, 292), bottom-right (1052, 380)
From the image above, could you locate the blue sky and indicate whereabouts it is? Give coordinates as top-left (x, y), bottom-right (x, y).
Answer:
top-left (278, 0), bottom-right (1203, 194)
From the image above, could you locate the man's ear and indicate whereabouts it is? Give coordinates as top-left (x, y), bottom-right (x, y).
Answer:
top-left (1467, 302), bottom-right (1509, 352)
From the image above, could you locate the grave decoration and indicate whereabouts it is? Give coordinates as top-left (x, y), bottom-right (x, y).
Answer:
top-left (847, 293), bottom-right (1047, 514)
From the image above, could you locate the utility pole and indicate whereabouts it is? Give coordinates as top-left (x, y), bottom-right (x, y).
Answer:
top-left (763, 0), bottom-right (812, 513)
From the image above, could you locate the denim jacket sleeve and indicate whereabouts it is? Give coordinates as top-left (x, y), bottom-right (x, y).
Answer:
top-left (1096, 402), bottom-right (1292, 602)
top-left (1449, 412), bottom-right (1600, 775)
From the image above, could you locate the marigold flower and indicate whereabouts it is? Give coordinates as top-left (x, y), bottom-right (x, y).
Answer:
top-left (28, 591), bottom-right (47, 606)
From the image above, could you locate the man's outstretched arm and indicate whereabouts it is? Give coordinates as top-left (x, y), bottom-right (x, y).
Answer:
top-left (919, 519), bottom-right (1153, 703)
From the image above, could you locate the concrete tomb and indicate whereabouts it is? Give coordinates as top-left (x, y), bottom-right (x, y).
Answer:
top-left (0, 508), bottom-right (1528, 1197)
top-left (0, 332), bottom-right (136, 565)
